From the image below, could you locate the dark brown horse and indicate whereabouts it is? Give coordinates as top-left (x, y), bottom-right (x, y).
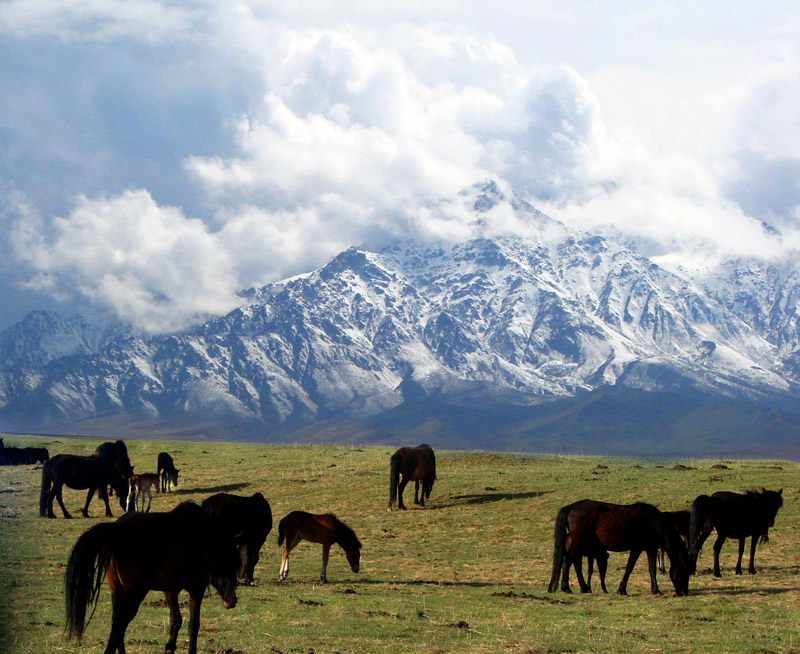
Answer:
top-left (158, 452), bottom-right (180, 492)
top-left (64, 501), bottom-right (239, 654)
top-left (657, 510), bottom-right (690, 573)
top-left (39, 454), bottom-right (129, 519)
top-left (278, 511), bottom-right (361, 583)
top-left (548, 499), bottom-right (694, 596)
top-left (387, 443), bottom-right (436, 511)
top-left (689, 488), bottom-right (783, 577)
top-left (202, 492), bottom-right (273, 585)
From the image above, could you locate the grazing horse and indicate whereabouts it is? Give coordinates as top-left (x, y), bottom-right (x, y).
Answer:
top-left (548, 499), bottom-right (694, 596)
top-left (387, 443), bottom-right (436, 511)
top-left (64, 501), bottom-right (239, 654)
top-left (278, 511), bottom-right (361, 583)
top-left (39, 454), bottom-right (129, 519)
top-left (158, 452), bottom-right (180, 492)
top-left (125, 473), bottom-right (161, 512)
top-left (657, 510), bottom-right (690, 573)
top-left (0, 445), bottom-right (49, 465)
top-left (94, 440), bottom-right (134, 499)
top-left (202, 492), bottom-right (273, 585)
top-left (690, 488), bottom-right (783, 577)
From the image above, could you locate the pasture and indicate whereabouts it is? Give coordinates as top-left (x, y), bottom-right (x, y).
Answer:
top-left (0, 433), bottom-right (798, 654)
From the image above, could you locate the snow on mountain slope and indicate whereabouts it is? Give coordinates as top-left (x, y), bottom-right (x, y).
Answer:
top-left (0, 182), bottom-right (798, 436)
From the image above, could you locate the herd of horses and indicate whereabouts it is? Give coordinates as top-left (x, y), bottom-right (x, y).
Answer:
top-left (0, 437), bottom-right (49, 466)
top-left (4, 437), bottom-right (786, 653)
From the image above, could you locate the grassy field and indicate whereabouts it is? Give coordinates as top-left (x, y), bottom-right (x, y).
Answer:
top-left (0, 433), bottom-right (798, 654)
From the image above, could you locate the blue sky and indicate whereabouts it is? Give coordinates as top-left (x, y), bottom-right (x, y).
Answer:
top-left (1, 2), bottom-right (799, 332)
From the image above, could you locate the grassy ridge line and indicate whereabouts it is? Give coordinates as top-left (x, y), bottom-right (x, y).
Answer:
top-left (0, 433), bottom-right (798, 654)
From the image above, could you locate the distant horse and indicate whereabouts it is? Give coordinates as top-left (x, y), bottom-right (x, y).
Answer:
top-left (0, 446), bottom-right (49, 465)
top-left (387, 443), bottom-right (436, 511)
top-left (39, 454), bottom-right (129, 519)
top-left (278, 511), bottom-right (361, 583)
top-left (64, 501), bottom-right (239, 654)
top-left (657, 510), bottom-right (690, 573)
top-left (158, 452), bottom-right (180, 492)
top-left (690, 488), bottom-right (783, 577)
top-left (202, 492), bottom-right (273, 585)
top-left (548, 499), bottom-right (694, 596)
top-left (125, 473), bottom-right (161, 512)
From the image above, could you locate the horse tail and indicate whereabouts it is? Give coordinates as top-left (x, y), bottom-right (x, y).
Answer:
top-left (548, 504), bottom-right (571, 592)
top-left (689, 494), bottom-right (715, 562)
top-left (388, 453), bottom-right (401, 510)
top-left (64, 523), bottom-right (113, 642)
top-left (277, 516), bottom-right (286, 546)
top-left (39, 459), bottom-right (53, 517)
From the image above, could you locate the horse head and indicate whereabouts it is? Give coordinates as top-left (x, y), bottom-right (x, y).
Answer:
top-left (210, 536), bottom-right (240, 610)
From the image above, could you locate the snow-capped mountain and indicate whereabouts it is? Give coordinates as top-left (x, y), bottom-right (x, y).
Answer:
top-left (1, 182), bottom-right (798, 456)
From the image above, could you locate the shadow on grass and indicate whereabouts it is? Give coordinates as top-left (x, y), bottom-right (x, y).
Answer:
top-left (169, 482), bottom-right (250, 496)
top-left (431, 489), bottom-right (551, 508)
top-left (691, 585), bottom-right (800, 596)
top-left (274, 577), bottom-right (500, 588)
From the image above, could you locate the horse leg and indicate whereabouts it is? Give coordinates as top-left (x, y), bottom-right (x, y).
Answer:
top-left (414, 480), bottom-right (421, 505)
top-left (186, 589), bottom-right (204, 654)
top-left (560, 545), bottom-right (579, 593)
top-left (320, 542), bottom-right (331, 583)
top-left (712, 534), bottom-right (726, 577)
top-left (657, 548), bottom-right (666, 573)
top-left (597, 553), bottom-right (608, 593)
top-left (397, 476), bottom-right (410, 510)
top-left (735, 538), bottom-right (745, 575)
top-left (82, 488), bottom-right (95, 518)
top-left (646, 550), bottom-right (660, 594)
top-left (54, 484), bottom-right (72, 519)
top-left (105, 588), bottom-right (146, 654)
top-left (280, 533), bottom-right (301, 580)
top-left (748, 536), bottom-right (758, 574)
top-left (101, 486), bottom-right (114, 517)
top-left (145, 488), bottom-right (152, 512)
top-left (574, 557), bottom-right (590, 593)
top-left (617, 549), bottom-right (641, 595)
top-left (164, 591), bottom-right (183, 653)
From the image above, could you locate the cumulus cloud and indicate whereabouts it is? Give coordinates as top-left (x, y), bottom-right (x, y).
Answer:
top-left (2, 3), bottom-right (800, 331)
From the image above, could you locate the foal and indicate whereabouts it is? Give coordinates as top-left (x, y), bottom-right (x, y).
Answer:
top-left (126, 473), bottom-right (161, 512)
top-left (278, 511), bottom-right (361, 583)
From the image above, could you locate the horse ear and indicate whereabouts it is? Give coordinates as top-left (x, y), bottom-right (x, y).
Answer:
top-left (778, 489), bottom-right (783, 495)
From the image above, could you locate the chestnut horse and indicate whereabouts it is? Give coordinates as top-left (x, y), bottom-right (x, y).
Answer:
top-left (202, 492), bottom-right (273, 585)
top-left (125, 473), bottom-right (161, 512)
top-left (39, 454), bottom-right (129, 519)
top-left (64, 501), bottom-right (239, 654)
top-left (689, 488), bottom-right (783, 577)
top-left (278, 511), bottom-right (361, 583)
top-left (548, 499), bottom-right (694, 596)
top-left (387, 443), bottom-right (436, 511)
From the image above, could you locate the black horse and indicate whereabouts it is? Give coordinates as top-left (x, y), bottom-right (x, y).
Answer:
top-left (690, 488), bottom-right (783, 577)
top-left (39, 454), bottom-right (129, 519)
top-left (64, 501), bottom-right (239, 654)
top-left (548, 499), bottom-right (694, 596)
top-left (158, 452), bottom-right (180, 492)
top-left (657, 510), bottom-right (690, 573)
top-left (201, 492), bottom-right (273, 585)
top-left (387, 443), bottom-right (436, 511)
top-left (94, 440), bottom-right (134, 497)
top-left (0, 445), bottom-right (49, 465)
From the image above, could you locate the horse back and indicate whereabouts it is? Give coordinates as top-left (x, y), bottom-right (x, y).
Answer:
top-left (569, 500), bottom-right (663, 553)
top-left (202, 492), bottom-right (273, 544)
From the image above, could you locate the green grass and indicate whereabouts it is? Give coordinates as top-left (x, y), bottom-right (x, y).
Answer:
top-left (1, 433), bottom-right (798, 653)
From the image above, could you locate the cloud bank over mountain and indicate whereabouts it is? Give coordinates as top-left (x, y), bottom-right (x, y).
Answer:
top-left (1, 3), bottom-right (799, 332)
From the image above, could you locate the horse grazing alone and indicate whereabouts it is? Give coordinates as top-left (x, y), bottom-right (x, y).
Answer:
top-left (125, 473), bottom-right (161, 512)
top-left (39, 454), bottom-right (129, 519)
top-left (657, 510), bottom-right (690, 573)
top-left (64, 501), bottom-right (239, 654)
top-left (387, 443), bottom-right (436, 511)
top-left (548, 499), bottom-right (694, 596)
top-left (278, 511), bottom-right (361, 583)
top-left (690, 488), bottom-right (783, 577)
top-left (202, 492), bottom-right (273, 585)
top-left (158, 452), bottom-right (180, 492)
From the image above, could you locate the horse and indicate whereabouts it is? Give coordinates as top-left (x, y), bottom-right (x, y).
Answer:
top-left (94, 440), bottom-right (134, 498)
top-left (548, 499), bottom-right (694, 596)
top-left (39, 454), bottom-right (129, 519)
top-left (0, 445), bottom-right (49, 465)
top-left (387, 443), bottom-right (436, 511)
top-left (158, 452), bottom-right (180, 493)
top-left (689, 488), bottom-right (783, 577)
top-left (64, 501), bottom-right (239, 654)
top-left (202, 492), bottom-right (273, 585)
top-left (125, 473), bottom-right (161, 512)
top-left (278, 511), bottom-right (361, 583)
top-left (657, 510), bottom-right (690, 573)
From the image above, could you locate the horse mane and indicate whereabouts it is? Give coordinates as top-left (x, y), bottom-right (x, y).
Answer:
top-left (327, 514), bottom-right (362, 549)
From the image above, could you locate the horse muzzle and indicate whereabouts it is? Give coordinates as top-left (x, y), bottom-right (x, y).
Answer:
top-left (222, 596), bottom-right (237, 609)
